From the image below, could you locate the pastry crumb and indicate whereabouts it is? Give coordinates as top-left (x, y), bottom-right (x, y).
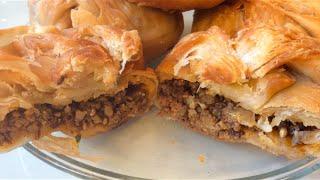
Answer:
top-left (198, 154), bottom-right (206, 164)
top-left (170, 139), bottom-right (176, 144)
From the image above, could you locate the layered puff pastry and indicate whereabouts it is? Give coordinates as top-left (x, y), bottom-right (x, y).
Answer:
top-left (259, 0), bottom-right (320, 38)
top-left (28, 0), bottom-right (183, 61)
top-left (192, 0), bottom-right (320, 39)
top-left (192, 0), bottom-right (320, 91)
top-left (0, 25), bottom-right (157, 152)
top-left (156, 25), bottom-right (320, 159)
top-left (127, 0), bottom-right (225, 11)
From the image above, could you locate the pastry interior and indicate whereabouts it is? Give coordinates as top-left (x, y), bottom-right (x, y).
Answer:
top-left (0, 83), bottom-right (148, 147)
top-left (158, 79), bottom-right (319, 145)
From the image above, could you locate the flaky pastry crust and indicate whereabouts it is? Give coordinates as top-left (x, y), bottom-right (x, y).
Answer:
top-left (260, 0), bottom-right (320, 38)
top-left (0, 25), bottom-right (157, 152)
top-left (0, 26), bottom-right (29, 47)
top-left (156, 24), bottom-right (320, 158)
top-left (192, 0), bottom-right (320, 90)
top-left (192, 0), bottom-right (320, 83)
top-left (28, 0), bottom-right (183, 60)
top-left (192, 0), bottom-right (308, 36)
top-left (127, 0), bottom-right (225, 11)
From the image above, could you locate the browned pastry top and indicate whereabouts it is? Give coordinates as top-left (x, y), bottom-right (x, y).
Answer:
top-left (127, 0), bottom-right (225, 10)
top-left (193, 0), bottom-right (320, 38)
top-left (0, 25), bottom-right (158, 121)
top-left (28, 0), bottom-right (184, 60)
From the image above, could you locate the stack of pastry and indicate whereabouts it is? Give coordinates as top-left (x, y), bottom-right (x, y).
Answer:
top-left (1, 0), bottom-right (320, 159)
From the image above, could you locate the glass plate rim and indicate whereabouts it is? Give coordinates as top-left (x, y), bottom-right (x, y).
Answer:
top-left (24, 143), bottom-right (320, 179)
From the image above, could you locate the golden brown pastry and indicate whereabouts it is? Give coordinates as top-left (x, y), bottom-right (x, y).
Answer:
top-left (260, 0), bottom-right (320, 38)
top-left (192, 0), bottom-right (320, 85)
top-left (127, 0), bottom-right (225, 11)
top-left (0, 26), bottom-right (29, 47)
top-left (192, 0), bottom-right (308, 37)
top-left (28, 0), bottom-right (183, 61)
top-left (0, 25), bottom-right (157, 152)
top-left (156, 26), bottom-right (320, 159)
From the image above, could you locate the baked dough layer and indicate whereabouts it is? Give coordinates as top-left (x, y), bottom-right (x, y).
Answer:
top-left (127, 0), bottom-right (224, 10)
top-left (28, 0), bottom-right (184, 60)
top-left (192, 0), bottom-right (320, 85)
top-left (0, 25), bottom-right (158, 152)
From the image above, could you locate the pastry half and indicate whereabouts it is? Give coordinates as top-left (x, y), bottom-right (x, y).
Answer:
top-left (28, 0), bottom-right (184, 60)
top-left (127, 0), bottom-right (225, 11)
top-left (156, 26), bottom-right (320, 159)
top-left (0, 25), bottom-right (157, 152)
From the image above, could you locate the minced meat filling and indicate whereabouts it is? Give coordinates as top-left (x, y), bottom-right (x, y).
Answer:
top-left (159, 79), bottom-right (319, 144)
top-left (0, 84), bottom-right (148, 145)
top-left (159, 79), bottom-right (245, 140)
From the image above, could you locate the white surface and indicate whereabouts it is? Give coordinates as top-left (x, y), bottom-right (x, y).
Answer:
top-left (0, 0), bottom-right (319, 179)
top-left (0, 148), bottom-right (75, 179)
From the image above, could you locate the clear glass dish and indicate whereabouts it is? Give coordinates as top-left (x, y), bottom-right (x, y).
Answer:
top-left (1, 1), bottom-right (320, 179)
top-left (23, 110), bottom-right (320, 179)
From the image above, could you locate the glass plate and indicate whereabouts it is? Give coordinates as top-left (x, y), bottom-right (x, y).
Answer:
top-left (24, 109), bottom-right (320, 179)
top-left (1, 1), bottom-right (320, 179)
top-left (23, 110), bottom-right (320, 179)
